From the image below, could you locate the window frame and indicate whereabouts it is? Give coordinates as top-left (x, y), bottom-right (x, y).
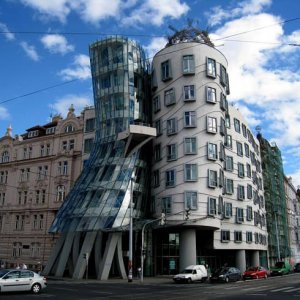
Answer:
top-left (184, 191), bottom-right (198, 210)
top-left (182, 55), bottom-right (195, 75)
top-left (207, 116), bottom-right (217, 133)
top-left (183, 85), bottom-right (196, 101)
top-left (206, 86), bottom-right (217, 103)
top-left (206, 57), bottom-right (216, 78)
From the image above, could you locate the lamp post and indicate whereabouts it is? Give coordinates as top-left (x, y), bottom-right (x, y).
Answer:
top-left (128, 176), bottom-right (134, 282)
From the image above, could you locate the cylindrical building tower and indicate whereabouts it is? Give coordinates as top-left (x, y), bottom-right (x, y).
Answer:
top-left (150, 28), bottom-right (268, 274)
top-left (44, 36), bottom-right (155, 280)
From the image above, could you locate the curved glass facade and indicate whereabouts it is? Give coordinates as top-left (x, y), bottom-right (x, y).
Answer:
top-left (50, 36), bottom-right (151, 233)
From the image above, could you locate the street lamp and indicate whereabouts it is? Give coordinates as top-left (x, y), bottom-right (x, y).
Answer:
top-left (128, 176), bottom-right (134, 282)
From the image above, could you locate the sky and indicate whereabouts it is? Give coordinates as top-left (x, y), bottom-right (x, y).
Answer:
top-left (0, 0), bottom-right (300, 188)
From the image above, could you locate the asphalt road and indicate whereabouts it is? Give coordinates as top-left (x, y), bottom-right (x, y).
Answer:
top-left (1, 273), bottom-right (300, 299)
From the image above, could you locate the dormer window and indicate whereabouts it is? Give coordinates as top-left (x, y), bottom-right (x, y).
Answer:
top-left (64, 124), bottom-right (75, 133)
top-left (46, 127), bottom-right (56, 135)
top-left (28, 130), bottom-right (39, 138)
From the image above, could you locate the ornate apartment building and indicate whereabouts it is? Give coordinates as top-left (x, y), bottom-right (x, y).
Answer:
top-left (0, 105), bottom-right (95, 271)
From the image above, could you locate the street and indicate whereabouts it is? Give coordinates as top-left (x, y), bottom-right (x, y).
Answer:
top-left (1, 272), bottom-right (300, 299)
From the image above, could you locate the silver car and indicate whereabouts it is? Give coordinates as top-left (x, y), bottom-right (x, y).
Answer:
top-left (0, 269), bottom-right (47, 294)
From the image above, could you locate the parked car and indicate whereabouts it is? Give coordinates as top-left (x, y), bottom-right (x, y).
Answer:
top-left (173, 265), bottom-right (208, 283)
top-left (270, 261), bottom-right (291, 276)
top-left (242, 266), bottom-right (269, 280)
top-left (294, 262), bottom-right (300, 272)
top-left (0, 269), bottom-right (47, 294)
top-left (210, 267), bottom-right (241, 283)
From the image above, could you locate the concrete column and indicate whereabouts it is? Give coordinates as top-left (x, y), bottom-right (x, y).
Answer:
top-left (180, 229), bottom-right (196, 270)
top-left (251, 250), bottom-right (260, 267)
top-left (236, 250), bottom-right (246, 273)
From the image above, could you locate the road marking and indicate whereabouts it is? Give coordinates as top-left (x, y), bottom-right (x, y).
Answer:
top-left (283, 287), bottom-right (300, 292)
top-left (243, 285), bottom-right (269, 291)
top-left (271, 287), bottom-right (294, 292)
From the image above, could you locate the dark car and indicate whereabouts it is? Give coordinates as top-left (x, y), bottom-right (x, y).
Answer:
top-left (242, 266), bottom-right (269, 280)
top-left (210, 267), bottom-right (241, 283)
top-left (294, 262), bottom-right (300, 272)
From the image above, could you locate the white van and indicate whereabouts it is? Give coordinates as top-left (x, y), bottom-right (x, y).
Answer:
top-left (173, 265), bottom-right (208, 283)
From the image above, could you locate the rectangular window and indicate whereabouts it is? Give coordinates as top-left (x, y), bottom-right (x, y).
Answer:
top-left (220, 93), bottom-right (228, 111)
top-left (161, 60), bottom-right (172, 81)
top-left (164, 88), bottom-right (176, 106)
top-left (166, 118), bottom-right (177, 135)
top-left (234, 118), bottom-right (241, 133)
top-left (184, 111), bottom-right (196, 127)
top-left (153, 95), bottom-right (161, 113)
top-left (218, 196), bottom-right (224, 215)
top-left (184, 191), bottom-right (197, 210)
top-left (244, 143), bottom-right (250, 157)
top-left (225, 134), bottom-right (232, 148)
top-left (184, 137), bottom-right (197, 154)
top-left (236, 142), bottom-right (243, 156)
top-left (225, 115), bottom-right (230, 128)
top-left (219, 142), bottom-right (225, 161)
top-left (225, 156), bottom-right (233, 171)
top-left (183, 85), bottom-right (195, 101)
top-left (153, 170), bottom-right (160, 187)
top-left (247, 184), bottom-right (253, 199)
top-left (207, 57), bottom-right (216, 78)
top-left (220, 117), bottom-right (226, 136)
top-left (154, 144), bottom-right (161, 161)
top-left (221, 230), bottom-right (230, 242)
top-left (162, 196), bottom-right (172, 213)
top-left (220, 64), bottom-right (227, 87)
top-left (155, 119), bottom-right (162, 136)
top-left (208, 197), bottom-right (217, 216)
top-left (166, 144), bottom-right (177, 161)
top-left (238, 163), bottom-right (245, 178)
top-left (234, 231), bottom-right (242, 243)
top-left (224, 202), bottom-right (232, 218)
top-left (206, 87), bottom-right (217, 103)
top-left (166, 170), bottom-right (176, 187)
top-left (242, 124), bottom-right (247, 137)
top-left (246, 163), bottom-right (251, 178)
top-left (237, 185), bottom-right (245, 200)
top-left (84, 138), bottom-right (94, 154)
top-left (207, 143), bottom-right (218, 160)
top-left (85, 118), bottom-right (95, 132)
top-left (225, 178), bottom-right (234, 194)
top-left (236, 208), bottom-right (244, 223)
top-left (219, 169), bottom-right (224, 187)
top-left (246, 231), bottom-right (253, 243)
top-left (182, 55), bottom-right (195, 74)
top-left (208, 170), bottom-right (218, 188)
top-left (185, 164), bottom-right (198, 181)
top-left (246, 206), bottom-right (253, 221)
top-left (207, 116), bottom-right (217, 133)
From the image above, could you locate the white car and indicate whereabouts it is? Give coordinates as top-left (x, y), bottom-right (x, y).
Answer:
top-left (0, 269), bottom-right (47, 294)
top-left (173, 265), bottom-right (208, 283)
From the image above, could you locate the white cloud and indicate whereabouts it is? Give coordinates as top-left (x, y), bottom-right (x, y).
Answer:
top-left (19, 41), bottom-right (40, 61)
top-left (234, 104), bottom-right (261, 127)
top-left (144, 37), bottom-right (168, 61)
top-left (0, 107), bottom-right (10, 120)
top-left (50, 94), bottom-right (93, 118)
top-left (41, 34), bottom-right (74, 55)
top-left (287, 170), bottom-right (300, 189)
top-left (59, 54), bottom-right (91, 80)
top-left (0, 22), bottom-right (15, 41)
top-left (122, 0), bottom-right (189, 26)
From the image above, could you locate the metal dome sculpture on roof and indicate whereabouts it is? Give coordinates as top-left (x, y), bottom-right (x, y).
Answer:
top-left (166, 24), bottom-right (214, 48)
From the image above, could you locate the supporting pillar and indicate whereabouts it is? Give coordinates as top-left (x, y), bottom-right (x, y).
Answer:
top-left (179, 229), bottom-right (196, 270)
top-left (236, 250), bottom-right (246, 273)
top-left (94, 231), bottom-right (103, 277)
top-left (251, 250), bottom-right (260, 267)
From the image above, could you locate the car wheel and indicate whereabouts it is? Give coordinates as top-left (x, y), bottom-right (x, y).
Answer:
top-left (187, 278), bottom-right (192, 284)
top-left (225, 276), bottom-right (229, 283)
top-left (31, 283), bottom-right (41, 294)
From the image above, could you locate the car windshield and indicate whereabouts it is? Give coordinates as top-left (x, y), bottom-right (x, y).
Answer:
top-left (181, 269), bottom-right (193, 274)
top-left (275, 262), bottom-right (284, 268)
top-left (0, 269), bottom-right (10, 277)
top-left (215, 267), bottom-right (229, 274)
top-left (247, 267), bottom-right (257, 271)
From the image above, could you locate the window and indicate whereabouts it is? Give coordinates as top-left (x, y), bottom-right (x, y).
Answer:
top-left (46, 144), bottom-right (51, 156)
top-left (220, 93), bottom-right (228, 111)
top-left (221, 230), bottom-right (230, 242)
top-left (207, 116), bottom-right (217, 133)
top-left (154, 144), bottom-right (161, 161)
top-left (184, 191), bottom-right (197, 210)
top-left (166, 144), bottom-right (177, 161)
top-left (182, 55), bottom-right (195, 74)
top-left (15, 215), bottom-right (25, 230)
top-left (207, 143), bottom-right (218, 160)
top-left (218, 196), bottom-right (224, 215)
top-left (184, 85), bottom-right (195, 101)
top-left (236, 208), bottom-right (244, 223)
top-left (153, 170), bottom-right (160, 187)
top-left (234, 231), bottom-right (242, 243)
top-left (225, 115), bottom-right (230, 128)
top-left (0, 171), bottom-right (8, 184)
top-left (46, 127), bottom-right (56, 134)
top-left (246, 163), bottom-right (251, 178)
top-left (206, 87), bottom-right (217, 103)
top-left (184, 137), bottom-right (197, 154)
top-left (208, 197), bottom-right (217, 216)
top-left (237, 185), bottom-right (245, 200)
top-left (166, 118), bottom-right (177, 135)
top-left (246, 231), bottom-right (253, 243)
top-left (225, 134), bottom-right (232, 148)
top-left (238, 163), bottom-right (244, 178)
top-left (234, 118), bottom-right (241, 133)
top-left (225, 178), bottom-right (234, 194)
top-left (224, 202), bottom-right (232, 218)
top-left (40, 145), bottom-right (45, 157)
top-left (56, 185), bottom-right (65, 202)
top-left (84, 138), bottom-right (94, 154)
top-left (58, 161), bottom-right (68, 175)
top-left (206, 57), bottom-right (216, 78)
top-left (185, 164), bottom-right (198, 181)
top-left (219, 142), bottom-right (225, 161)
top-left (246, 206), bottom-right (253, 221)
top-left (208, 170), bottom-right (218, 188)
top-left (155, 119), bottom-right (162, 136)
top-left (184, 111), bottom-right (196, 128)
top-left (28, 130), bottom-right (39, 138)
top-left (161, 60), bottom-right (172, 81)
top-left (242, 124), bottom-right (247, 137)
top-left (220, 117), bottom-right (226, 136)
top-left (166, 170), bottom-right (176, 187)
top-left (164, 88), bottom-right (175, 106)
top-left (162, 196), bottom-right (172, 213)
top-left (225, 156), bottom-right (233, 171)
top-left (236, 142), bottom-right (243, 156)
top-left (85, 118), bottom-right (95, 132)
top-left (2, 151), bottom-right (9, 163)
top-left (219, 169), bottom-right (224, 187)
top-left (244, 143), bottom-right (250, 157)
top-left (153, 95), bottom-right (161, 113)
top-left (64, 124), bottom-right (75, 133)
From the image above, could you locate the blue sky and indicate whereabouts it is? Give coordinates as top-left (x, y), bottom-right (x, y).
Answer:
top-left (0, 0), bottom-right (300, 187)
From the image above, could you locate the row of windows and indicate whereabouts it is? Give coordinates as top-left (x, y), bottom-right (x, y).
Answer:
top-left (221, 230), bottom-right (267, 245)
top-left (12, 242), bottom-right (42, 258)
top-left (26, 123), bottom-right (76, 139)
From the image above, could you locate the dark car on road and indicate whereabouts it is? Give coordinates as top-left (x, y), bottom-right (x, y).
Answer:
top-left (294, 262), bottom-right (300, 272)
top-left (210, 267), bottom-right (241, 283)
